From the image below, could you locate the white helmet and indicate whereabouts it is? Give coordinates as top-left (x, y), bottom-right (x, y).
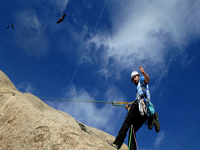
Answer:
top-left (131, 71), bottom-right (139, 78)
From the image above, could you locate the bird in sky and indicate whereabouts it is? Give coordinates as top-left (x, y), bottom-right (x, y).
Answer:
top-left (57, 14), bottom-right (66, 24)
top-left (11, 23), bottom-right (14, 30)
top-left (7, 25), bottom-right (9, 29)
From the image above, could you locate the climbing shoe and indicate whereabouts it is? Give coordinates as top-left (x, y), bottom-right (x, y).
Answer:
top-left (153, 112), bottom-right (160, 133)
top-left (147, 116), bottom-right (153, 130)
top-left (107, 141), bottom-right (120, 150)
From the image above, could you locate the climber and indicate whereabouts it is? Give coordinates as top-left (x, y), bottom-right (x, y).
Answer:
top-left (108, 66), bottom-right (160, 150)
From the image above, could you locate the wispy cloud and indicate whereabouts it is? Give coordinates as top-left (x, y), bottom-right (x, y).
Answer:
top-left (12, 0), bottom-right (69, 58)
top-left (53, 0), bottom-right (69, 12)
top-left (154, 131), bottom-right (165, 150)
top-left (17, 82), bottom-right (36, 94)
top-left (14, 12), bottom-right (48, 57)
top-left (83, 0), bottom-right (200, 82)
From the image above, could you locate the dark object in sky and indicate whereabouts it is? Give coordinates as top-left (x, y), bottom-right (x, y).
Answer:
top-left (12, 23), bottom-right (14, 30)
top-left (7, 25), bottom-right (9, 29)
top-left (57, 14), bottom-right (66, 24)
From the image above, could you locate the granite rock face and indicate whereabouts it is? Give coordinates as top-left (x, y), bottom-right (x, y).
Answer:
top-left (0, 70), bottom-right (127, 150)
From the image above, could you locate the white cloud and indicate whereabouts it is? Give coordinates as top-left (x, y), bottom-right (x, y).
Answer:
top-left (53, 0), bottom-right (69, 12)
top-left (154, 131), bottom-right (165, 149)
top-left (12, 0), bottom-right (69, 58)
top-left (17, 82), bottom-right (36, 94)
top-left (83, 0), bottom-right (200, 80)
top-left (13, 9), bottom-right (48, 57)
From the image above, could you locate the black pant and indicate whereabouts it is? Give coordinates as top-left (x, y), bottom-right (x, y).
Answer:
top-left (114, 102), bottom-right (147, 149)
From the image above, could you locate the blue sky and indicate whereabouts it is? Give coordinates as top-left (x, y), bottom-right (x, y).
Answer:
top-left (1, 0), bottom-right (200, 149)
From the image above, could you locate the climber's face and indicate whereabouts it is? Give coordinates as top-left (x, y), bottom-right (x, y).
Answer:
top-left (131, 75), bottom-right (140, 85)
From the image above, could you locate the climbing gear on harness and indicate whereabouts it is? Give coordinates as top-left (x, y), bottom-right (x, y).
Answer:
top-left (112, 101), bottom-right (137, 107)
top-left (112, 101), bottom-right (127, 107)
top-left (138, 98), bottom-right (147, 116)
top-left (138, 96), bottom-right (155, 117)
top-left (146, 101), bottom-right (155, 117)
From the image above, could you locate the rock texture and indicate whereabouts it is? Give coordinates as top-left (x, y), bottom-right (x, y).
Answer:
top-left (0, 70), bottom-right (127, 150)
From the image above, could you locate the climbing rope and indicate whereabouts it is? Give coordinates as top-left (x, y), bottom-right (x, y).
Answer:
top-left (40, 96), bottom-right (111, 103)
top-left (129, 125), bottom-right (139, 150)
top-left (38, 96), bottom-right (127, 107)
